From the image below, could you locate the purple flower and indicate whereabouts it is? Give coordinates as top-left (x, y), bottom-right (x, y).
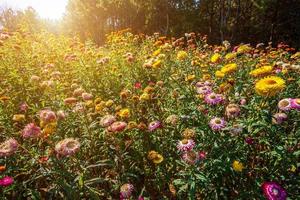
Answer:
top-left (0, 176), bottom-right (14, 187)
top-left (196, 86), bottom-right (212, 95)
top-left (148, 121), bottom-right (161, 131)
top-left (177, 139), bottom-right (195, 152)
top-left (291, 98), bottom-right (300, 110)
top-left (245, 137), bottom-right (254, 145)
top-left (22, 123), bottom-right (41, 138)
top-left (182, 150), bottom-right (200, 165)
top-left (277, 98), bottom-right (292, 111)
top-left (120, 183), bottom-right (134, 199)
top-left (205, 93), bottom-right (224, 105)
top-left (272, 113), bottom-right (288, 125)
top-left (209, 117), bottom-right (226, 131)
top-left (262, 182), bottom-right (287, 200)
top-left (55, 138), bottom-right (80, 157)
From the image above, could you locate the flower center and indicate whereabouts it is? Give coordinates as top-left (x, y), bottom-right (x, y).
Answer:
top-left (210, 95), bottom-right (216, 99)
top-left (272, 188), bottom-right (279, 196)
top-left (280, 100), bottom-right (289, 107)
top-left (215, 119), bottom-right (221, 124)
top-left (296, 99), bottom-right (300, 104)
top-left (182, 139), bottom-right (189, 144)
top-left (266, 80), bottom-right (277, 85)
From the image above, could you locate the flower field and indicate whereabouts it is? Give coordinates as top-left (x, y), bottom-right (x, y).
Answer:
top-left (0, 29), bottom-right (299, 199)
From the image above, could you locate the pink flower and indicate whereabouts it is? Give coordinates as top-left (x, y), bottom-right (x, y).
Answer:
top-left (148, 121), bottom-right (161, 131)
top-left (205, 93), bottom-right (224, 105)
top-left (262, 182), bottom-right (287, 200)
top-left (278, 98), bottom-right (292, 111)
top-left (177, 139), bottom-right (195, 152)
top-left (134, 82), bottom-right (142, 89)
top-left (291, 98), bottom-right (300, 110)
top-left (0, 176), bottom-right (14, 187)
top-left (55, 138), bottom-right (80, 157)
top-left (182, 151), bottom-right (200, 165)
top-left (39, 109), bottom-right (57, 123)
top-left (199, 151), bottom-right (207, 159)
top-left (100, 115), bottom-right (116, 127)
top-left (120, 183), bottom-right (134, 199)
top-left (0, 138), bottom-right (18, 157)
top-left (22, 123), bottom-right (41, 138)
top-left (272, 113), bottom-right (288, 124)
top-left (209, 117), bottom-right (227, 131)
top-left (82, 92), bottom-right (93, 101)
top-left (107, 121), bottom-right (127, 132)
top-left (196, 86), bottom-right (212, 95)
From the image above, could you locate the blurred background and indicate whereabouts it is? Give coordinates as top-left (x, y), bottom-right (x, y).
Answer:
top-left (0, 0), bottom-right (299, 48)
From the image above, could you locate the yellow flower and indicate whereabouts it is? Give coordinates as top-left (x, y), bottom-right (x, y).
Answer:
top-left (94, 97), bottom-right (102, 105)
top-left (237, 45), bottom-right (252, 54)
top-left (148, 150), bottom-right (164, 164)
top-left (153, 49), bottom-right (161, 57)
top-left (255, 76), bottom-right (286, 97)
top-left (185, 74), bottom-right (195, 82)
top-left (85, 100), bottom-right (94, 108)
top-left (177, 51), bottom-right (188, 60)
top-left (152, 60), bottom-right (162, 68)
top-left (215, 70), bottom-right (225, 78)
top-left (43, 122), bottom-right (57, 136)
top-left (249, 66), bottom-right (273, 77)
top-left (202, 73), bottom-right (211, 80)
top-left (127, 121), bottom-right (137, 130)
top-left (95, 102), bottom-right (105, 112)
top-left (118, 108), bottom-right (130, 118)
top-left (225, 52), bottom-right (236, 60)
top-left (232, 160), bottom-right (244, 172)
top-left (139, 93), bottom-right (150, 101)
top-left (105, 100), bottom-right (114, 107)
top-left (210, 53), bottom-right (221, 63)
top-left (221, 63), bottom-right (237, 74)
top-left (13, 114), bottom-right (25, 122)
top-left (143, 86), bottom-right (154, 94)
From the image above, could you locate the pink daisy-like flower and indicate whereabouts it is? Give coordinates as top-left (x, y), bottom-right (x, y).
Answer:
top-left (55, 138), bottom-right (80, 157)
top-left (0, 138), bottom-right (18, 157)
top-left (82, 92), bottom-right (93, 101)
top-left (209, 117), bottom-right (227, 131)
top-left (272, 113), bottom-right (288, 124)
top-left (120, 183), bottom-right (134, 199)
top-left (262, 182), bottom-right (287, 200)
top-left (196, 86), bottom-right (212, 95)
top-left (291, 98), bottom-right (300, 110)
top-left (39, 109), bottom-right (57, 123)
top-left (277, 98), bottom-right (292, 111)
top-left (230, 124), bottom-right (243, 135)
top-left (100, 115), bottom-right (116, 127)
top-left (148, 121), bottom-right (161, 131)
top-left (177, 139), bottom-right (195, 152)
top-left (107, 121), bottom-right (127, 132)
top-left (21, 123), bottom-right (41, 138)
top-left (205, 93), bottom-right (224, 105)
top-left (0, 176), bottom-right (14, 187)
top-left (182, 150), bottom-right (200, 165)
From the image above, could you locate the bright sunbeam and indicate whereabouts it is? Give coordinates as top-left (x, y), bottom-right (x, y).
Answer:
top-left (0, 0), bottom-right (68, 20)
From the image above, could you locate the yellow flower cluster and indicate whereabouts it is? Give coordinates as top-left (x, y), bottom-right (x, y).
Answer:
top-left (249, 65), bottom-right (273, 77)
top-left (255, 76), bottom-right (285, 97)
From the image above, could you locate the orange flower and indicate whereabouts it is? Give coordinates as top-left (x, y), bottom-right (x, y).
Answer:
top-left (0, 165), bottom-right (6, 172)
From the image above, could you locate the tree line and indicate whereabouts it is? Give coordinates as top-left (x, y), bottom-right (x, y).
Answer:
top-left (1, 0), bottom-right (300, 48)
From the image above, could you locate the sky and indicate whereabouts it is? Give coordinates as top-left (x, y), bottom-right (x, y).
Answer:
top-left (0, 0), bottom-right (68, 20)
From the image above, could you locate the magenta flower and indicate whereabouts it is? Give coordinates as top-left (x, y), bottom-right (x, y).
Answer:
top-left (21, 123), bottom-right (41, 138)
top-left (205, 93), bottom-right (224, 105)
top-left (0, 138), bottom-right (18, 157)
top-left (291, 98), bottom-right (300, 110)
top-left (262, 182), bottom-right (287, 200)
top-left (55, 138), bottom-right (80, 157)
top-left (148, 121), bottom-right (161, 131)
top-left (209, 117), bottom-right (227, 131)
top-left (0, 176), bottom-right (14, 187)
top-left (82, 92), bottom-right (93, 101)
top-left (120, 183), bottom-right (134, 199)
top-left (19, 102), bottom-right (28, 112)
top-left (196, 86), bottom-right (212, 95)
top-left (277, 98), bottom-right (292, 111)
top-left (177, 139), bottom-right (195, 152)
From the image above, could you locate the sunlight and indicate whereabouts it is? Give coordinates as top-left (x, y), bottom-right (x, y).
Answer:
top-left (0, 0), bottom-right (68, 20)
